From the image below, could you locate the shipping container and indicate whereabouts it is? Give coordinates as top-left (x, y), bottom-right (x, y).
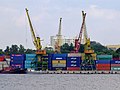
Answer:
top-left (52, 64), bottom-right (66, 67)
top-left (96, 64), bottom-right (110, 67)
top-left (11, 64), bottom-right (25, 69)
top-left (111, 67), bottom-right (120, 71)
top-left (67, 63), bottom-right (80, 67)
top-left (111, 60), bottom-right (120, 64)
top-left (26, 54), bottom-right (36, 60)
top-left (111, 64), bottom-right (120, 67)
top-left (52, 60), bottom-right (66, 64)
top-left (113, 58), bottom-right (120, 60)
top-left (67, 53), bottom-right (81, 57)
top-left (0, 56), bottom-right (5, 62)
top-left (96, 63), bottom-right (110, 71)
top-left (67, 67), bottom-right (80, 71)
top-left (97, 55), bottom-right (112, 60)
top-left (67, 57), bottom-right (81, 60)
top-left (10, 54), bottom-right (25, 60)
top-left (96, 60), bottom-right (110, 64)
top-left (52, 54), bottom-right (67, 57)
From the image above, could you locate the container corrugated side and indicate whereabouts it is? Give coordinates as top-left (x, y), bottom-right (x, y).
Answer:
top-left (52, 64), bottom-right (66, 67)
top-left (67, 67), bottom-right (80, 71)
top-left (52, 54), bottom-right (67, 57)
top-left (111, 67), bottom-right (120, 71)
top-left (111, 64), bottom-right (120, 67)
top-left (96, 60), bottom-right (110, 64)
top-left (67, 53), bottom-right (81, 57)
top-left (97, 55), bottom-right (112, 60)
top-left (111, 60), bottom-right (120, 64)
top-left (52, 60), bottom-right (66, 64)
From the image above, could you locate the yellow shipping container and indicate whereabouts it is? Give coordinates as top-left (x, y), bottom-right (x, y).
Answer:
top-left (52, 60), bottom-right (66, 64)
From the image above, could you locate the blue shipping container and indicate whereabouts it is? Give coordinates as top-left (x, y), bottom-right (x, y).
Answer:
top-left (26, 54), bottom-right (36, 60)
top-left (96, 60), bottom-right (110, 64)
top-left (111, 60), bottom-right (120, 64)
top-left (52, 57), bottom-right (66, 60)
top-left (67, 57), bottom-right (81, 61)
top-left (11, 63), bottom-right (25, 69)
top-left (67, 60), bottom-right (82, 64)
top-left (10, 54), bottom-right (25, 60)
top-left (67, 63), bottom-right (80, 67)
top-left (52, 54), bottom-right (67, 57)
top-left (10, 61), bottom-right (24, 65)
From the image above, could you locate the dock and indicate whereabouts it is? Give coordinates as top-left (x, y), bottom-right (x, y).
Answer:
top-left (26, 70), bottom-right (120, 74)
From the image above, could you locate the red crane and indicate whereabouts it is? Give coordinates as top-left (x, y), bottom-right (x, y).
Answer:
top-left (74, 11), bottom-right (86, 53)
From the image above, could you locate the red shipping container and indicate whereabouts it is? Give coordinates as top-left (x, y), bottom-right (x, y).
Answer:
top-left (97, 69), bottom-right (110, 71)
top-left (111, 64), bottom-right (120, 67)
top-left (67, 67), bottom-right (80, 71)
top-left (113, 58), bottom-right (120, 60)
top-left (96, 64), bottom-right (110, 67)
top-left (96, 64), bottom-right (110, 71)
top-left (0, 56), bottom-right (5, 61)
top-left (5, 55), bottom-right (10, 59)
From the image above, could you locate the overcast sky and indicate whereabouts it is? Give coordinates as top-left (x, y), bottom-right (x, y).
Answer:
top-left (0, 0), bottom-right (120, 50)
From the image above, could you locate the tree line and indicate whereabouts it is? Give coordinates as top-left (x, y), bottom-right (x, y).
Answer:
top-left (0, 41), bottom-right (120, 58)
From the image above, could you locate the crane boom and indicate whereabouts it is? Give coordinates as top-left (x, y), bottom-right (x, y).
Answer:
top-left (25, 8), bottom-right (42, 50)
top-left (25, 8), bottom-right (46, 55)
top-left (74, 11), bottom-right (86, 52)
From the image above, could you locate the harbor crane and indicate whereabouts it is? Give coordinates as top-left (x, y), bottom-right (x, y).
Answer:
top-left (25, 8), bottom-right (46, 70)
top-left (80, 11), bottom-right (95, 70)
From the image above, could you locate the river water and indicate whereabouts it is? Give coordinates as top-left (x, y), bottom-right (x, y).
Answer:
top-left (0, 74), bottom-right (120, 90)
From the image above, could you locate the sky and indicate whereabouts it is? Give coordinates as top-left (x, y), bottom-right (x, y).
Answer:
top-left (0, 0), bottom-right (120, 50)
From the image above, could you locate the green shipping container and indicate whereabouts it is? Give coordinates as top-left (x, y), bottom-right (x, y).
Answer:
top-left (111, 66), bottom-right (120, 71)
top-left (97, 55), bottom-right (112, 60)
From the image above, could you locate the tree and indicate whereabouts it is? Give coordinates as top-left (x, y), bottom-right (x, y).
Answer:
top-left (44, 47), bottom-right (54, 54)
top-left (19, 45), bottom-right (25, 54)
top-left (0, 49), bottom-right (4, 54)
top-left (25, 49), bottom-right (35, 54)
top-left (10, 45), bottom-right (19, 54)
top-left (4, 46), bottom-right (10, 55)
top-left (69, 43), bottom-right (74, 51)
top-left (61, 43), bottom-right (70, 53)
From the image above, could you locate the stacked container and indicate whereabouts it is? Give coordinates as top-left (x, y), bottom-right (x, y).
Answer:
top-left (48, 54), bottom-right (52, 70)
top-left (51, 54), bottom-right (67, 70)
top-left (10, 54), bottom-right (25, 69)
top-left (25, 54), bottom-right (36, 69)
top-left (111, 60), bottom-right (120, 71)
top-left (41, 54), bottom-right (50, 70)
top-left (97, 55), bottom-right (112, 60)
top-left (0, 54), bottom-right (5, 62)
top-left (96, 55), bottom-right (112, 71)
top-left (67, 53), bottom-right (81, 71)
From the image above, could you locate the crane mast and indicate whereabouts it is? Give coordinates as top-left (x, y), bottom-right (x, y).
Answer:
top-left (25, 8), bottom-right (46, 55)
top-left (55, 18), bottom-right (62, 53)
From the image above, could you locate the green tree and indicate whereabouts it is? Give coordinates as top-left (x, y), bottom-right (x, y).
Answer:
top-left (0, 49), bottom-right (4, 54)
top-left (25, 49), bottom-right (35, 54)
top-left (19, 45), bottom-right (25, 54)
top-left (61, 43), bottom-right (70, 53)
top-left (10, 45), bottom-right (19, 54)
top-left (69, 43), bottom-right (74, 51)
top-left (4, 46), bottom-right (10, 55)
top-left (44, 47), bottom-right (54, 54)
